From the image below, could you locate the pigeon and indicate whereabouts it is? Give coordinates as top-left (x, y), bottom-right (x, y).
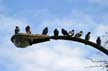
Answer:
top-left (54, 29), bottom-right (59, 36)
top-left (61, 28), bottom-right (69, 36)
top-left (85, 32), bottom-right (91, 41)
top-left (25, 25), bottom-right (31, 34)
top-left (42, 27), bottom-right (48, 35)
top-left (15, 26), bottom-right (20, 34)
top-left (74, 31), bottom-right (83, 38)
top-left (54, 29), bottom-right (59, 40)
top-left (96, 37), bottom-right (101, 46)
top-left (85, 32), bottom-right (91, 45)
top-left (69, 30), bottom-right (74, 37)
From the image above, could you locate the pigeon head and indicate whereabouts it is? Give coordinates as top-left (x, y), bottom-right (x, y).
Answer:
top-left (26, 25), bottom-right (30, 29)
top-left (16, 26), bottom-right (19, 28)
top-left (88, 32), bottom-right (91, 34)
top-left (72, 30), bottom-right (74, 32)
top-left (80, 31), bottom-right (83, 33)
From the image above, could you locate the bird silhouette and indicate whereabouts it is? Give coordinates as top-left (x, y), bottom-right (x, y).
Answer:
top-left (85, 32), bottom-right (91, 41)
top-left (15, 26), bottom-right (20, 34)
top-left (54, 29), bottom-right (59, 40)
top-left (96, 37), bottom-right (101, 46)
top-left (42, 27), bottom-right (48, 35)
top-left (69, 30), bottom-right (74, 37)
top-left (25, 25), bottom-right (31, 34)
top-left (85, 32), bottom-right (91, 45)
top-left (54, 29), bottom-right (59, 36)
top-left (61, 28), bottom-right (69, 36)
top-left (74, 31), bottom-right (83, 38)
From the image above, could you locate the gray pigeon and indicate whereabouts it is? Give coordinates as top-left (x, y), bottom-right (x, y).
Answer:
top-left (15, 26), bottom-right (20, 34)
top-left (74, 31), bottom-right (83, 38)
top-left (69, 30), bottom-right (74, 37)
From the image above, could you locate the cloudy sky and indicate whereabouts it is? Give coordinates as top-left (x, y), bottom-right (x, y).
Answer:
top-left (0, 0), bottom-right (108, 71)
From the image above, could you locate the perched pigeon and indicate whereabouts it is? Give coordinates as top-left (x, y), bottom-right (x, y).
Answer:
top-left (61, 28), bottom-right (69, 36)
top-left (69, 30), bottom-right (74, 37)
top-left (85, 32), bottom-right (91, 41)
top-left (96, 37), bottom-right (101, 46)
top-left (85, 32), bottom-right (91, 45)
top-left (54, 29), bottom-right (59, 36)
top-left (42, 27), bottom-right (48, 35)
top-left (54, 28), bottom-right (59, 40)
top-left (74, 31), bottom-right (83, 38)
top-left (25, 25), bottom-right (31, 34)
top-left (15, 26), bottom-right (20, 34)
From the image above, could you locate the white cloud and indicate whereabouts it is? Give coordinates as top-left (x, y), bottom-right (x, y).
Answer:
top-left (0, 8), bottom-right (108, 71)
top-left (94, 24), bottom-right (108, 36)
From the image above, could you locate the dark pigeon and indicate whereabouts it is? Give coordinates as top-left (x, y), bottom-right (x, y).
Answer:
top-left (96, 37), bottom-right (101, 46)
top-left (61, 28), bottom-right (69, 36)
top-left (54, 29), bottom-right (59, 40)
top-left (25, 25), bottom-right (31, 34)
top-left (42, 27), bottom-right (48, 35)
top-left (74, 31), bottom-right (83, 38)
top-left (15, 26), bottom-right (20, 34)
top-left (85, 32), bottom-right (91, 45)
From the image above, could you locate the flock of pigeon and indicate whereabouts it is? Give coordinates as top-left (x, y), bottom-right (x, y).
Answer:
top-left (15, 26), bottom-right (101, 46)
top-left (15, 26), bottom-right (31, 34)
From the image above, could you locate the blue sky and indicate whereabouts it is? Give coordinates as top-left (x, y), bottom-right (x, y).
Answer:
top-left (0, 0), bottom-right (108, 71)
